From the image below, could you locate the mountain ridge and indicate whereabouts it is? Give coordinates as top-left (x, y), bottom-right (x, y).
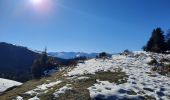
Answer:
top-left (48, 52), bottom-right (99, 59)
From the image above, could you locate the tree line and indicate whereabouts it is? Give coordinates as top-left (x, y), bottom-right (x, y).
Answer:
top-left (143, 27), bottom-right (170, 53)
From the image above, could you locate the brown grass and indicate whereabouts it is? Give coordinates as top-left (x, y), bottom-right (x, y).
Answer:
top-left (0, 67), bottom-right (128, 100)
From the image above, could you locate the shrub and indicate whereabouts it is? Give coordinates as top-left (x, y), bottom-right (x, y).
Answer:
top-left (67, 60), bottom-right (78, 66)
top-left (124, 49), bottom-right (131, 53)
top-left (147, 58), bottom-right (157, 65)
top-left (160, 64), bottom-right (170, 75)
top-left (152, 63), bottom-right (170, 76)
top-left (121, 49), bottom-right (133, 56)
top-left (160, 58), bottom-right (169, 62)
top-left (98, 52), bottom-right (110, 59)
top-left (152, 67), bottom-right (158, 71)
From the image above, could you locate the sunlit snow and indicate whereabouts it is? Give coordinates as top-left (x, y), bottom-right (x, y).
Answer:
top-left (0, 78), bottom-right (22, 93)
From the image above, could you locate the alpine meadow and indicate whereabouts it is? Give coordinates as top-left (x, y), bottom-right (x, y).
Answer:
top-left (0, 0), bottom-right (170, 100)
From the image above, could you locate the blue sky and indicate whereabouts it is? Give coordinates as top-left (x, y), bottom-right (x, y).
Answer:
top-left (0, 0), bottom-right (170, 53)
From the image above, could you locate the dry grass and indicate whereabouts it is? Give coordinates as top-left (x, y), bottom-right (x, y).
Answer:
top-left (0, 69), bottom-right (67, 100)
top-left (0, 67), bottom-right (128, 100)
top-left (55, 69), bottom-right (128, 100)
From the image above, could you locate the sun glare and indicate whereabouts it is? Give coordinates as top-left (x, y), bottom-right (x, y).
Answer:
top-left (29, 0), bottom-right (54, 14)
top-left (31, 0), bottom-right (43, 4)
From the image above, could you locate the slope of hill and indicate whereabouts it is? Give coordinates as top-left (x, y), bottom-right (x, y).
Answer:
top-left (1, 51), bottom-right (170, 100)
top-left (0, 42), bottom-right (41, 82)
top-left (48, 52), bottom-right (98, 59)
top-left (0, 42), bottom-right (68, 82)
top-left (0, 78), bottom-right (22, 94)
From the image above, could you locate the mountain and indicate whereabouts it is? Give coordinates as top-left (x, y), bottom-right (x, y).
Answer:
top-left (48, 52), bottom-right (98, 59)
top-left (0, 78), bottom-right (22, 94)
top-left (0, 42), bottom-right (71, 82)
top-left (0, 42), bottom-right (41, 82)
top-left (1, 51), bottom-right (170, 100)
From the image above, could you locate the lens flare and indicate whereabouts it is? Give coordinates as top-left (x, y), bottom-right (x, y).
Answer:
top-left (31, 0), bottom-right (42, 4)
top-left (29, 0), bottom-right (54, 15)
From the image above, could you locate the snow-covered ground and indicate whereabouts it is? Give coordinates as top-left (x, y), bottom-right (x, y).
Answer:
top-left (28, 96), bottom-right (40, 100)
top-left (67, 51), bottom-right (170, 99)
top-left (53, 84), bottom-right (72, 97)
top-left (25, 80), bottom-right (62, 96)
top-left (11, 51), bottom-right (170, 100)
top-left (0, 78), bottom-right (22, 93)
top-left (14, 80), bottom-right (62, 100)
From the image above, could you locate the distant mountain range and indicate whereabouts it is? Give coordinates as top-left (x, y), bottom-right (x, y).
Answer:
top-left (48, 52), bottom-right (98, 59)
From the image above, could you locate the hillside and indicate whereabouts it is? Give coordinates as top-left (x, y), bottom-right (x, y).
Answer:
top-left (0, 42), bottom-right (41, 82)
top-left (0, 51), bottom-right (170, 100)
top-left (0, 42), bottom-right (66, 82)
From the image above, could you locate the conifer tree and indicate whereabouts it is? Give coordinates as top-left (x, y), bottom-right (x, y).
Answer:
top-left (31, 48), bottom-right (51, 78)
top-left (41, 48), bottom-right (48, 65)
top-left (144, 28), bottom-right (167, 53)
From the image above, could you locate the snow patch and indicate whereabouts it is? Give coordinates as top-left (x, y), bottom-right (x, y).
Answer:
top-left (67, 59), bottom-right (119, 76)
top-left (25, 81), bottom-right (62, 96)
top-left (28, 96), bottom-right (40, 100)
top-left (77, 76), bottom-right (89, 80)
top-left (0, 78), bottom-right (22, 93)
top-left (15, 96), bottom-right (23, 100)
top-left (53, 84), bottom-right (72, 97)
top-left (44, 69), bottom-right (57, 76)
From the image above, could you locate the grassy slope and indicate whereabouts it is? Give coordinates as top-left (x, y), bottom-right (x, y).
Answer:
top-left (0, 67), bottom-right (128, 100)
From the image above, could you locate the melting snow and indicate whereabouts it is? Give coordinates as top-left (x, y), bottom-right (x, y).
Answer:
top-left (53, 84), bottom-right (72, 97)
top-left (28, 96), bottom-right (40, 100)
top-left (44, 69), bottom-right (57, 76)
top-left (0, 78), bottom-right (22, 93)
top-left (77, 76), bottom-right (89, 80)
top-left (67, 59), bottom-right (119, 76)
top-left (67, 51), bottom-right (170, 99)
top-left (25, 81), bottom-right (62, 96)
top-left (15, 96), bottom-right (23, 100)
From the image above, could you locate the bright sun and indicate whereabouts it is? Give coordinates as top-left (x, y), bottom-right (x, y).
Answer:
top-left (29, 0), bottom-right (54, 14)
top-left (31, 0), bottom-right (43, 4)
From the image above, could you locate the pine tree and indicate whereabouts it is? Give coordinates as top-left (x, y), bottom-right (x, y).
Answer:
top-left (144, 28), bottom-right (167, 53)
top-left (31, 48), bottom-right (51, 79)
top-left (40, 47), bottom-right (48, 65)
